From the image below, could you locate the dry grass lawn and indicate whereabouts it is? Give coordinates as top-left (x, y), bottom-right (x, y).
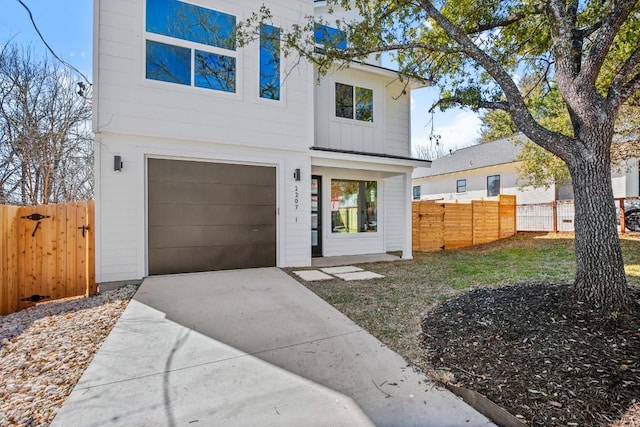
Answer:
top-left (289, 232), bottom-right (640, 425)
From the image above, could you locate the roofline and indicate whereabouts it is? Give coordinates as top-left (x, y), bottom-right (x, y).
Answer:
top-left (311, 146), bottom-right (432, 168)
top-left (348, 61), bottom-right (430, 88)
top-left (414, 160), bottom-right (523, 179)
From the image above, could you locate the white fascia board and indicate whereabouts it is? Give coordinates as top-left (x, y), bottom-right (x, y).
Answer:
top-left (311, 150), bottom-right (428, 173)
top-left (345, 62), bottom-right (430, 89)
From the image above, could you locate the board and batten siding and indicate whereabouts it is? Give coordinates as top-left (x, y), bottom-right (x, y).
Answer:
top-left (383, 175), bottom-right (405, 251)
top-left (94, 0), bottom-right (314, 151)
top-left (384, 80), bottom-right (411, 158)
top-left (314, 67), bottom-right (411, 157)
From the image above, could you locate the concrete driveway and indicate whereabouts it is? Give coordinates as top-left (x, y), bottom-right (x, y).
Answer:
top-left (52, 268), bottom-right (493, 426)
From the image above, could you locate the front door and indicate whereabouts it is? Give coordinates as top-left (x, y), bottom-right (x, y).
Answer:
top-left (311, 175), bottom-right (322, 257)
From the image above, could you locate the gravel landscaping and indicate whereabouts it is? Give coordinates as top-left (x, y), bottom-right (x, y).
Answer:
top-left (0, 285), bottom-right (137, 426)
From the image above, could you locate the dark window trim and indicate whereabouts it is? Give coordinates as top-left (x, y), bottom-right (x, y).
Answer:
top-left (413, 185), bottom-right (421, 200)
top-left (487, 174), bottom-right (501, 197)
top-left (144, 0), bottom-right (238, 93)
top-left (456, 179), bottom-right (467, 193)
top-left (330, 179), bottom-right (378, 234)
top-left (334, 82), bottom-right (373, 123)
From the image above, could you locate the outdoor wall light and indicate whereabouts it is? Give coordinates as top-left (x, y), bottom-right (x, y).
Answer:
top-left (114, 155), bottom-right (123, 172)
top-left (293, 168), bottom-right (301, 181)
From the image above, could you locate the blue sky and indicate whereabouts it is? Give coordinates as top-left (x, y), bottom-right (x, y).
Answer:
top-left (1, 0), bottom-right (93, 78)
top-left (0, 0), bottom-right (482, 157)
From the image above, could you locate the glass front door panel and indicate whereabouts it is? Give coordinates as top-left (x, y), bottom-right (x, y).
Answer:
top-left (311, 176), bottom-right (322, 257)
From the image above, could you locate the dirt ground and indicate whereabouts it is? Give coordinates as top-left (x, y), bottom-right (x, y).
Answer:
top-left (421, 283), bottom-right (640, 426)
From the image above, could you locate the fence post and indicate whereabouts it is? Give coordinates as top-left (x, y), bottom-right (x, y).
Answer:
top-left (552, 201), bottom-right (558, 233)
top-left (619, 198), bottom-right (626, 235)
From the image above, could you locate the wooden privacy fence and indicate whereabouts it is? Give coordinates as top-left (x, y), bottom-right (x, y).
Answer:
top-left (1, 201), bottom-right (96, 315)
top-left (412, 195), bottom-right (517, 252)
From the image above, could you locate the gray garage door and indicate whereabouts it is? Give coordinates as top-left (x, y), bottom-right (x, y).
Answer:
top-left (148, 159), bottom-right (276, 275)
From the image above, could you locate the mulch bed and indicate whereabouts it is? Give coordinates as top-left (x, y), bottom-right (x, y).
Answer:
top-left (421, 283), bottom-right (640, 426)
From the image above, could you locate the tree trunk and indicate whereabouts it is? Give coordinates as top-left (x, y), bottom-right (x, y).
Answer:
top-left (568, 147), bottom-right (630, 312)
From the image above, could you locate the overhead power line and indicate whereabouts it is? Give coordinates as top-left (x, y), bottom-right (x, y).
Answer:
top-left (15, 0), bottom-right (92, 85)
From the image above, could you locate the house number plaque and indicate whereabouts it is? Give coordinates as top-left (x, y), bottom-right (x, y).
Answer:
top-left (294, 185), bottom-right (299, 222)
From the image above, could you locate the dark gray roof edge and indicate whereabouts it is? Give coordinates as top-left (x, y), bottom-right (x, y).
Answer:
top-left (311, 146), bottom-right (432, 164)
top-left (416, 159), bottom-right (523, 179)
top-left (413, 134), bottom-right (527, 178)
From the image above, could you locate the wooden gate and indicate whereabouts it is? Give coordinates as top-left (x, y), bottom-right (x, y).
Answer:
top-left (0, 201), bottom-right (96, 315)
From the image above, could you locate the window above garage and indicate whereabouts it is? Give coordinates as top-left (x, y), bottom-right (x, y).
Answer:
top-left (259, 24), bottom-right (281, 101)
top-left (335, 83), bottom-right (373, 122)
top-left (145, 0), bottom-right (238, 93)
top-left (314, 24), bottom-right (347, 50)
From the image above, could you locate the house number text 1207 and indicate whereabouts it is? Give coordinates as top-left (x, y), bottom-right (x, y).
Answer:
top-left (294, 185), bottom-right (299, 222)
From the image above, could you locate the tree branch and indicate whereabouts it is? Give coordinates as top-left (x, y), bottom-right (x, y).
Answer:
top-left (465, 4), bottom-right (545, 34)
top-left (609, 45), bottom-right (640, 107)
top-left (578, 0), bottom-right (639, 87)
top-left (416, 0), bottom-right (577, 161)
top-left (430, 96), bottom-right (510, 113)
top-left (466, 12), bottom-right (525, 34)
top-left (616, 72), bottom-right (640, 107)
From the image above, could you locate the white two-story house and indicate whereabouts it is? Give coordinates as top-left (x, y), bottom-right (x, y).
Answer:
top-left (93, 0), bottom-right (429, 282)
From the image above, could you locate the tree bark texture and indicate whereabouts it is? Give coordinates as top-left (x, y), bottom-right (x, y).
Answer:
top-left (567, 144), bottom-right (630, 311)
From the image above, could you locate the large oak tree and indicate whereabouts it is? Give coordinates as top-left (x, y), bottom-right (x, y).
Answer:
top-left (248, 0), bottom-right (640, 311)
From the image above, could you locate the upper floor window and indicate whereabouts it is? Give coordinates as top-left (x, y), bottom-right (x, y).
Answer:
top-left (331, 180), bottom-right (377, 233)
top-left (335, 83), bottom-right (373, 122)
top-left (413, 185), bottom-right (421, 200)
top-left (145, 0), bottom-right (237, 93)
top-left (487, 175), bottom-right (501, 197)
top-left (314, 24), bottom-right (347, 50)
top-left (456, 179), bottom-right (467, 193)
top-left (259, 24), bottom-right (281, 100)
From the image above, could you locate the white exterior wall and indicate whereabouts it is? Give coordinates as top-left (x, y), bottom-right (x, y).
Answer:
top-left (312, 166), bottom-right (384, 256)
top-left (314, 67), bottom-right (411, 157)
top-left (414, 163), bottom-right (555, 205)
top-left (613, 158), bottom-right (639, 198)
top-left (415, 159), bottom-right (640, 214)
top-left (95, 0), bottom-right (418, 282)
top-left (94, 0), bottom-right (315, 282)
top-left (383, 175), bottom-right (404, 251)
top-left (94, 0), bottom-right (314, 150)
top-left (95, 134), bottom-right (312, 282)
top-left (311, 160), bottom-right (413, 258)
top-left (625, 158), bottom-right (639, 197)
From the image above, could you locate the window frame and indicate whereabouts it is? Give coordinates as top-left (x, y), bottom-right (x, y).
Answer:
top-left (413, 185), bottom-right (421, 200)
top-left (487, 175), bottom-right (501, 197)
top-left (143, 0), bottom-right (240, 96)
top-left (334, 82), bottom-right (374, 123)
top-left (314, 24), bottom-right (347, 50)
top-left (258, 24), bottom-right (282, 102)
top-left (330, 179), bottom-right (378, 234)
top-left (456, 179), bottom-right (467, 194)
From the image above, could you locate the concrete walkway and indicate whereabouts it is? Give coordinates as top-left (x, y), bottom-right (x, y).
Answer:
top-left (52, 268), bottom-right (493, 426)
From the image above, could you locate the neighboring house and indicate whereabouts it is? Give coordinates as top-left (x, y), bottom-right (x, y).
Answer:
top-left (412, 135), bottom-right (640, 205)
top-left (93, 0), bottom-right (429, 282)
